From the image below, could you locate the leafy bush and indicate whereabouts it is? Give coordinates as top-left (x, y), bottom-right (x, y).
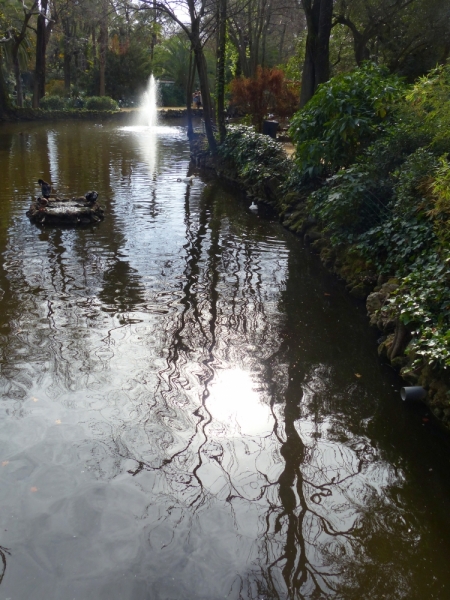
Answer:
top-left (289, 63), bottom-right (404, 179)
top-left (66, 97), bottom-right (85, 109)
top-left (425, 157), bottom-right (450, 244)
top-left (230, 67), bottom-right (299, 132)
top-left (406, 64), bottom-right (450, 143)
top-left (46, 80), bottom-right (65, 97)
top-left (292, 65), bottom-right (450, 370)
top-left (218, 125), bottom-right (292, 183)
top-left (357, 149), bottom-right (439, 274)
top-left (40, 95), bottom-right (67, 110)
top-left (307, 165), bottom-right (392, 242)
top-left (385, 255), bottom-right (450, 368)
top-left (159, 84), bottom-right (185, 107)
top-left (84, 96), bottom-right (118, 111)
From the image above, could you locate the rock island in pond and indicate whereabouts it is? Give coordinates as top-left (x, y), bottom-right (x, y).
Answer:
top-left (27, 191), bottom-right (105, 226)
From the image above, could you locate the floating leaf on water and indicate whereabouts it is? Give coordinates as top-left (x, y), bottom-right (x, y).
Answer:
top-left (30, 487), bottom-right (38, 493)
top-left (55, 419), bottom-right (61, 424)
top-left (1, 461), bottom-right (9, 467)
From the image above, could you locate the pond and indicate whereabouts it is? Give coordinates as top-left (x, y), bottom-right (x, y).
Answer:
top-left (1, 119), bottom-right (450, 600)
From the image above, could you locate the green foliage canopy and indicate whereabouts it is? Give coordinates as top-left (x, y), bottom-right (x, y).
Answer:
top-left (289, 63), bottom-right (405, 179)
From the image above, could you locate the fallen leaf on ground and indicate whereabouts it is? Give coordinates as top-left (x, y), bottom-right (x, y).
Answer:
top-left (2, 461), bottom-right (9, 467)
top-left (31, 397), bottom-right (39, 402)
top-left (55, 419), bottom-right (61, 424)
top-left (324, 293), bottom-right (331, 296)
top-left (355, 373), bottom-right (362, 378)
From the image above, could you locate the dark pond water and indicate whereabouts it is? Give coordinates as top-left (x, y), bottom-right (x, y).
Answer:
top-left (1, 118), bottom-right (450, 600)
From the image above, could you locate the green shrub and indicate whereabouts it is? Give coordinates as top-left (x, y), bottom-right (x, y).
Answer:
top-left (84, 96), bottom-right (118, 111)
top-left (46, 80), bottom-right (65, 97)
top-left (289, 63), bottom-right (404, 179)
top-left (385, 255), bottom-right (450, 368)
top-left (425, 157), bottom-right (450, 244)
top-left (307, 165), bottom-right (392, 242)
top-left (160, 84), bottom-right (185, 107)
top-left (66, 97), bottom-right (85, 109)
top-left (40, 95), bottom-right (67, 110)
top-left (218, 125), bottom-right (292, 184)
top-left (356, 149), bottom-right (439, 274)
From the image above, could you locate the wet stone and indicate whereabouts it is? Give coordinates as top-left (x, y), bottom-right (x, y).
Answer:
top-left (26, 196), bottom-right (105, 227)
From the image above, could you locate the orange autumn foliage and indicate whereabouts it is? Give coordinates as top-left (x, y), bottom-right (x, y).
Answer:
top-left (230, 67), bottom-right (300, 131)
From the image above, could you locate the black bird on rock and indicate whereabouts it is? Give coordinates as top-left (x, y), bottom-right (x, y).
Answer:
top-left (85, 191), bottom-right (98, 204)
top-left (38, 179), bottom-right (52, 198)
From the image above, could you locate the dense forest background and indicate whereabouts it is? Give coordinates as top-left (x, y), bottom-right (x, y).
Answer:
top-left (0, 0), bottom-right (449, 116)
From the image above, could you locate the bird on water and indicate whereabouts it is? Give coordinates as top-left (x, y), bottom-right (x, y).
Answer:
top-left (38, 179), bottom-right (52, 198)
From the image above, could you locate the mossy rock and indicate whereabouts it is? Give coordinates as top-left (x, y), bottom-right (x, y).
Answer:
top-left (391, 356), bottom-right (409, 370)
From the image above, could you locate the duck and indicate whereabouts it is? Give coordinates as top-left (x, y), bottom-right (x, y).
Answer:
top-left (249, 201), bottom-right (258, 211)
top-left (176, 175), bottom-right (195, 184)
top-left (38, 178), bottom-right (52, 198)
top-left (85, 191), bottom-right (98, 204)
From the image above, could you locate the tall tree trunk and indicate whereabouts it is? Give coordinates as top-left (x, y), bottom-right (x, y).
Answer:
top-left (150, 0), bottom-right (157, 67)
top-left (279, 23), bottom-right (286, 63)
top-left (186, 49), bottom-right (195, 139)
top-left (98, 0), bottom-right (108, 96)
top-left (299, 0), bottom-right (333, 107)
top-left (63, 19), bottom-right (72, 93)
top-left (13, 56), bottom-right (23, 107)
top-left (216, 0), bottom-right (226, 142)
top-left (33, 0), bottom-right (48, 108)
top-left (12, 1), bottom-right (37, 108)
top-left (0, 54), bottom-right (10, 116)
top-left (92, 25), bottom-right (98, 70)
top-left (193, 41), bottom-right (217, 153)
top-left (64, 49), bottom-right (71, 92)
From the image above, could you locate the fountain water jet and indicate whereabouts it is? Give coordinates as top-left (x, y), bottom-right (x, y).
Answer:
top-left (140, 75), bottom-right (158, 127)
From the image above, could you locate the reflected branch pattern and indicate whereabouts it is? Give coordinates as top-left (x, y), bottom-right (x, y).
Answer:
top-left (0, 128), bottom-right (434, 599)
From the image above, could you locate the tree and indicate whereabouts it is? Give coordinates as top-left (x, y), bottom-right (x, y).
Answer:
top-left (0, 0), bottom-right (37, 108)
top-left (231, 67), bottom-right (299, 131)
top-left (215, 0), bottom-right (226, 141)
top-left (138, 0), bottom-right (218, 152)
top-left (33, 0), bottom-right (56, 107)
top-left (299, 0), bottom-right (333, 107)
top-left (333, 0), bottom-right (450, 80)
top-left (98, 0), bottom-right (108, 95)
top-left (0, 41), bottom-right (11, 116)
top-left (227, 0), bottom-right (302, 78)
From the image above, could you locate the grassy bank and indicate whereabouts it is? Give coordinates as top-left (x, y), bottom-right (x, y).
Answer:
top-left (195, 63), bottom-right (450, 426)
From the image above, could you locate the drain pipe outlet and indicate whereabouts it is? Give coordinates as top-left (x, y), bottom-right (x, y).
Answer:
top-left (400, 386), bottom-right (427, 402)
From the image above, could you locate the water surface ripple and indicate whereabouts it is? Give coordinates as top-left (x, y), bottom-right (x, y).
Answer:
top-left (0, 120), bottom-right (450, 599)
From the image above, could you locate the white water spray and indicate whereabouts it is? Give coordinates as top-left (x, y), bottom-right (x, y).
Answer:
top-left (140, 74), bottom-right (158, 127)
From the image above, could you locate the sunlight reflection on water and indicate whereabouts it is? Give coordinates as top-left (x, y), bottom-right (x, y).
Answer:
top-left (207, 368), bottom-right (274, 437)
top-left (0, 120), bottom-right (450, 600)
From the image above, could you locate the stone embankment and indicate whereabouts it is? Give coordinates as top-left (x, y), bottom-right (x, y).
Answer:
top-left (4, 107), bottom-right (202, 122)
top-left (190, 134), bottom-right (450, 427)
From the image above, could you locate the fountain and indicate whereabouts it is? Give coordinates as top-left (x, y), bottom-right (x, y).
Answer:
top-left (140, 74), bottom-right (158, 127)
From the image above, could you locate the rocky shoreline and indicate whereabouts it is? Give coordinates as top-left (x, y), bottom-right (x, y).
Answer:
top-left (190, 134), bottom-right (450, 427)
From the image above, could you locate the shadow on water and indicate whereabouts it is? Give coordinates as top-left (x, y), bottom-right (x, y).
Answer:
top-left (1, 121), bottom-right (450, 599)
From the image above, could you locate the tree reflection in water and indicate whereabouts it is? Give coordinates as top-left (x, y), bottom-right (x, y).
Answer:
top-left (1, 123), bottom-right (445, 599)
top-left (84, 180), bottom-right (417, 598)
